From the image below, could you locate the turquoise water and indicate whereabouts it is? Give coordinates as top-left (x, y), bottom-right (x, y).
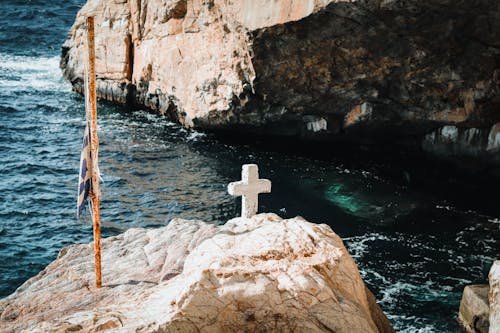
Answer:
top-left (0, 1), bottom-right (499, 331)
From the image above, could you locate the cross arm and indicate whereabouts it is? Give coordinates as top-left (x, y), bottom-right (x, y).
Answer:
top-left (228, 181), bottom-right (246, 196)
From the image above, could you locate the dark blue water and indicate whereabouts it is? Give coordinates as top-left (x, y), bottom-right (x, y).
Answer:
top-left (0, 1), bottom-right (498, 331)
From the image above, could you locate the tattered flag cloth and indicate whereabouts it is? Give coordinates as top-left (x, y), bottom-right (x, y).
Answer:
top-left (77, 124), bottom-right (91, 218)
top-left (77, 35), bottom-right (102, 219)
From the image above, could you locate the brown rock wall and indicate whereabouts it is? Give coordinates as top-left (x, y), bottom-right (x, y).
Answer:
top-left (61, 0), bottom-right (500, 166)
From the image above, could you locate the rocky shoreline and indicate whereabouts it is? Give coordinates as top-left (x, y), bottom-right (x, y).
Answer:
top-left (0, 214), bottom-right (394, 332)
top-left (61, 0), bottom-right (500, 173)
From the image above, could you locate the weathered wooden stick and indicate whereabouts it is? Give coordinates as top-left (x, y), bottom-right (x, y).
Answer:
top-left (86, 16), bottom-right (102, 289)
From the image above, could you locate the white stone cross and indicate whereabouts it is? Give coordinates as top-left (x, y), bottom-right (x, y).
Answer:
top-left (228, 164), bottom-right (271, 218)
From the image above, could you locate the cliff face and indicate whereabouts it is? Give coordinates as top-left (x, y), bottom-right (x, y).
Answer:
top-left (61, 0), bottom-right (500, 166)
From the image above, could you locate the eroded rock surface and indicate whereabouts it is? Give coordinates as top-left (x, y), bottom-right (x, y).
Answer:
top-left (490, 260), bottom-right (500, 333)
top-left (0, 213), bottom-right (394, 332)
top-left (458, 284), bottom-right (490, 333)
top-left (458, 260), bottom-right (500, 333)
top-left (61, 0), bottom-right (500, 167)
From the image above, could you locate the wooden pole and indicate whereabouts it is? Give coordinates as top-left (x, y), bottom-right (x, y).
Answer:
top-left (86, 16), bottom-right (102, 288)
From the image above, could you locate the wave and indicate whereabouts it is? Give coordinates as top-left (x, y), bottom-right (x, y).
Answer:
top-left (343, 230), bottom-right (497, 332)
top-left (387, 314), bottom-right (443, 333)
top-left (0, 53), bottom-right (70, 93)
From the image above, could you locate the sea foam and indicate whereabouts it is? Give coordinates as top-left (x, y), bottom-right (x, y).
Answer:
top-left (0, 53), bottom-right (70, 93)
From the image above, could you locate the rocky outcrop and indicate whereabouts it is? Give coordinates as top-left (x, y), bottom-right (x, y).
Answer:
top-left (61, 0), bottom-right (500, 167)
top-left (458, 285), bottom-right (490, 333)
top-left (422, 123), bottom-right (500, 168)
top-left (458, 261), bottom-right (500, 333)
top-left (0, 213), bottom-right (394, 332)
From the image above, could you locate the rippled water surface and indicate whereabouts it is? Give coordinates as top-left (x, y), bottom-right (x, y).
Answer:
top-left (1, 1), bottom-right (499, 332)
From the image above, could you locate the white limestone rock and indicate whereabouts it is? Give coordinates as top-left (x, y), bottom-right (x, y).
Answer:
top-left (0, 213), bottom-right (394, 333)
top-left (490, 260), bottom-right (500, 333)
top-left (458, 284), bottom-right (490, 333)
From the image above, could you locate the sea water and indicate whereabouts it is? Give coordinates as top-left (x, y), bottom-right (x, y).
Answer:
top-left (0, 1), bottom-right (499, 331)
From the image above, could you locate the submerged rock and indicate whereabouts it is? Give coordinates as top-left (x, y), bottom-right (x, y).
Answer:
top-left (61, 0), bottom-right (500, 167)
top-left (0, 213), bottom-right (394, 332)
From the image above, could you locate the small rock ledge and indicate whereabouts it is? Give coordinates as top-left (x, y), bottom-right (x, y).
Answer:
top-left (0, 213), bottom-right (394, 332)
top-left (458, 260), bottom-right (500, 333)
